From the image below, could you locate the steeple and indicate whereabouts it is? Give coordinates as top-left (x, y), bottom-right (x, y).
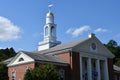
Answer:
top-left (38, 6), bottom-right (61, 51)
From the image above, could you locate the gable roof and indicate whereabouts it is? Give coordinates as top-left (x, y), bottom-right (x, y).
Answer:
top-left (33, 34), bottom-right (114, 58)
top-left (23, 51), bottom-right (68, 65)
top-left (3, 57), bottom-right (14, 64)
top-left (7, 34), bottom-right (115, 67)
top-left (33, 38), bottom-right (90, 55)
top-left (7, 51), bottom-right (69, 67)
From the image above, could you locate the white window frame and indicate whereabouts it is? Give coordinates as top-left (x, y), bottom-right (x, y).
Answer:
top-left (11, 70), bottom-right (16, 80)
top-left (59, 69), bottom-right (65, 80)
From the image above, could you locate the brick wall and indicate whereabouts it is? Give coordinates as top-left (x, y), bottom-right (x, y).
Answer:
top-left (56, 51), bottom-right (80, 80)
top-left (56, 65), bottom-right (71, 80)
top-left (71, 52), bottom-right (80, 80)
top-left (108, 58), bottom-right (114, 80)
top-left (8, 63), bottom-right (35, 80)
top-left (56, 52), bottom-right (71, 64)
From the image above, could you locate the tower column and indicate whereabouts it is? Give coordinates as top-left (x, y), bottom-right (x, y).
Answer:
top-left (87, 57), bottom-right (92, 80)
top-left (96, 59), bottom-right (101, 80)
top-left (103, 59), bottom-right (109, 80)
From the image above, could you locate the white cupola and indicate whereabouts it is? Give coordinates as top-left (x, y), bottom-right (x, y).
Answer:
top-left (38, 9), bottom-right (61, 51)
top-left (46, 11), bottom-right (54, 23)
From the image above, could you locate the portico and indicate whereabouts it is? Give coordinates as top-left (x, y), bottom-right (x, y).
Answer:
top-left (80, 54), bottom-right (109, 80)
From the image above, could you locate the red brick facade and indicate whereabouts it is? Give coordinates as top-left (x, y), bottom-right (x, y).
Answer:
top-left (108, 59), bottom-right (114, 80)
top-left (8, 63), bottom-right (35, 80)
top-left (56, 51), bottom-right (80, 80)
top-left (8, 51), bottom-right (114, 80)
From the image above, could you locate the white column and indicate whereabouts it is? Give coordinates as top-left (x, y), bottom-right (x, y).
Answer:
top-left (87, 58), bottom-right (92, 80)
top-left (80, 56), bottom-right (83, 80)
top-left (103, 59), bottom-right (109, 80)
top-left (96, 59), bottom-right (101, 80)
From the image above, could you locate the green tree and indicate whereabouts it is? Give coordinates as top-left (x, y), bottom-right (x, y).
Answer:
top-left (107, 40), bottom-right (118, 48)
top-left (0, 47), bottom-right (16, 62)
top-left (0, 63), bottom-right (8, 80)
top-left (24, 64), bottom-right (60, 80)
top-left (105, 40), bottom-right (120, 66)
top-left (24, 69), bottom-right (33, 80)
top-left (9, 47), bottom-right (16, 57)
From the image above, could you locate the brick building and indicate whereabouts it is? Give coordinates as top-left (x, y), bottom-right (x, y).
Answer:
top-left (7, 9), bottom-right (115, 80)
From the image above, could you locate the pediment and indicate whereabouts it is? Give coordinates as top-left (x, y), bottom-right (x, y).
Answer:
top-left (73, 36), bottom-right (115, 58)
top-left (8, 52), bottom-right (34, 67)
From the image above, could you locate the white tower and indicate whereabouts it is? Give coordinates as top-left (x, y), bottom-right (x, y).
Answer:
top-left (38, 9), bottom-right (61, 51)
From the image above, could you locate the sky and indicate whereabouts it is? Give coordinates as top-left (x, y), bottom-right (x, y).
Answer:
top-left (0, 0), bottom-right (120, 52)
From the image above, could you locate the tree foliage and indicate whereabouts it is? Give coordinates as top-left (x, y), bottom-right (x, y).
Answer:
top-left (0, 63), bottom-right (8, 80)
top-left (107, 40), bottom-right (118, 48)
top-left (24, 69), bottom-right (33, 80)
top-left (0, 47), bottom-right (16, 62)
top-left (24, 64), bottom-right (60, 80)
top-left (0, 47), bottom-right (16, 80)
top-left (104, 40), bottom-right (120, 66)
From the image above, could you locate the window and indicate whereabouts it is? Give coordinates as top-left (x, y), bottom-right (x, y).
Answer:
top-left (90, 43), bottom-right (97, 52)
top-left (51, 26), bottom-right (54, 36)
top-left (25, 67), bottom-right (30, 73)
top-left (12, 71), bottom-right (16, 80)
top-left (91, 43), bottom-right (96, 50)
top-left (60, 69), bottom-right (65, 80)
top-left (18, 58), bottom-right (24, 62)
top-left (45, 26), bottom-right (48, 36)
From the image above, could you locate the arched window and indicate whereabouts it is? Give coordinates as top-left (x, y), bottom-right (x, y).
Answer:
top-left (59, 69), bottom-right (65, 80)
top-left (25, 68), bottom-right (30, 73)
top-left (18, 57), bottom-right (24, 62)
top-left (45, 26), bottom-right (48, 36)
top-left (12, 71), bottom-right (16, 80)
top-left (51, 26), bottom-right (54, 36)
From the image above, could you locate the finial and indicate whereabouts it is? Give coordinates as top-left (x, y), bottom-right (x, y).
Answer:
top-left (48, 4), bottom-right (53, 12)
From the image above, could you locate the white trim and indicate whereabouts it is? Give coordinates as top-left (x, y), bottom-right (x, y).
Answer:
top-left (8, 52), bottom-right (34, 67)
top-left (11, 70), bottom-right (16, 80)
top-left (80, 52), bottom-right (106, 60)
top-left (80, 56), bottom-right (83, 80)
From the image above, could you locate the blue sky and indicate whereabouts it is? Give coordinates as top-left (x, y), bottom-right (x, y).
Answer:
top-left (0, 0), bottom-right (120, 52)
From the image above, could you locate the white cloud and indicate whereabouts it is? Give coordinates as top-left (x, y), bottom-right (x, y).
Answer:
top-left (94, 28), bottom-right (108, 33)
top-left (66, 25), bottom-right (91, 37)
top-left (66, 28), bottom-right (74, 34)
top-left (0, 16), bottom-right (20, 41)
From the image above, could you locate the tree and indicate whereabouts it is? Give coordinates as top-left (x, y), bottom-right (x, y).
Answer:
top-left (107, 40), bottom-right (118, 48)
top-left (105, 40), bottom-right (120, 66)
top-left (0, 63), bottom-right (8, 80)
top-left (24, 64), bottom-right (60, 80)
top-left (0, 47), bottom-right (16, 61)
top-left (23, 69), bottom-right (33, 80)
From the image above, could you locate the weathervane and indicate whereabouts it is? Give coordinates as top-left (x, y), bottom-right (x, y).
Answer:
top-left (48, 4), bottom-right (53, 12)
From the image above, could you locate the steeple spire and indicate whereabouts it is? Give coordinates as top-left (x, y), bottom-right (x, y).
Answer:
top-left (38, 6), bottom-right (61, 51)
